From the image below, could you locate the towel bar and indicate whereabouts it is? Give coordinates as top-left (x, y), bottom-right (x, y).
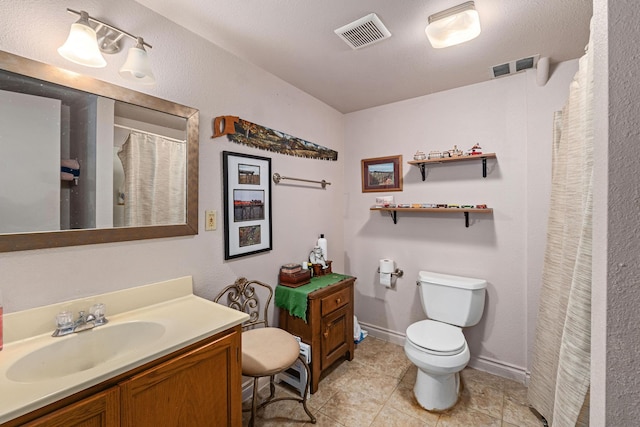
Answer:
top-left (272, 173), bottom-right (331, 189)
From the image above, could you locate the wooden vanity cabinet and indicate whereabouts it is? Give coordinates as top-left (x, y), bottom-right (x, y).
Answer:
top-left (120, 329), bottom-right (240, 426)
top-left (278, 276), bottom-right (355, 393)
top-left (21, 388), bottom-right (120, 427)
top-left (8, 326), bottom-right (242, 427)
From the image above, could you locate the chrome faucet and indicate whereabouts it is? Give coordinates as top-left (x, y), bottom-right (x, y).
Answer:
top-left (52, 303), bottom-right (108, 337)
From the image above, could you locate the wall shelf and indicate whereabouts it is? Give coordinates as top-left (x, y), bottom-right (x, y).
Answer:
top-left (408, 153), bottom-right (497, 180)
top-left (370, 207), bottom-right (493, 227)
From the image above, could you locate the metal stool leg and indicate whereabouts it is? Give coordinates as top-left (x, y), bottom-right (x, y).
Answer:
top-left (299, 355), bottom-right (316, 424)
top-left (249, 377), bottom-right (259, 427)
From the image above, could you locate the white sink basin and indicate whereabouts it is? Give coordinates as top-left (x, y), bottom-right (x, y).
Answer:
top-left (7, 321), bottom-right (165, 383)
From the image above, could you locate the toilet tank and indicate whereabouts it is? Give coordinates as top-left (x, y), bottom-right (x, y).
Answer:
top-left (417, 271), bottom-right (487, 327)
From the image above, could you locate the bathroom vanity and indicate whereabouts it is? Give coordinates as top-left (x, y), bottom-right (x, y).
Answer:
top-left (277, 275), bottom-right (356, 393)
top-left (0, 277), bottom-right (248, 427)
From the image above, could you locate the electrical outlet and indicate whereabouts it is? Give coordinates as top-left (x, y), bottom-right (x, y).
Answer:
top-left (205, 210), bottom-right (217, 231)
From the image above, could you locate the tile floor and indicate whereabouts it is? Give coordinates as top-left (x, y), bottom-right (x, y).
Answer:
top-left (242, 336), bottom-right (544, 427)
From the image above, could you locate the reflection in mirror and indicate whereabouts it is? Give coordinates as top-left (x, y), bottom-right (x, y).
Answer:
top-left (0, 50), bottom-right (199, 252)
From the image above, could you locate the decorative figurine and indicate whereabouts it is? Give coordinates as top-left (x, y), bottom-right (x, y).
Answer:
top-left (449, 145), bottom-right (463, 157)
top-left (468, 143), bottom-right (483, 155)
top-left (309, 245), bottom-right (332, 276)
top-left (413, 150), bottom-right (427, 160)
top-left (309, 246), bottom-right (327, 269)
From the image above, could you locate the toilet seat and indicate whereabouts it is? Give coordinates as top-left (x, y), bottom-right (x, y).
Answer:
top-left (406, 320), bottom-right (466, 356)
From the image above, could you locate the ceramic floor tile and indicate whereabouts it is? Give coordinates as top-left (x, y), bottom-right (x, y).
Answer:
top-left (303, 411), bottom-right (346, 427)
top-left (370, 404), bottom-right (432, 427)
top-left (331, 361), bottom-right (400, 402)
top-left (385, 381), bottom-right (440, 426)
top-left (355, 338), bottom-right (412, 378)
top-left (259, 398), bottom-right (316, 426)
top-left (502, 396), bottom-right (542, 427)
top-left (355, 336), bottom-right (389, 357)
top-left (459, 379), bottom-right (504, 419)
top-left (436, 405), bottom-right (501, 427)
top-left (319, 390), bottom-right (385, 427)
top-left (242, 385), bottom-right (315, 427)
top-left (503, 378), bottom-right (528, 405)
top-left (461, 368), bottom-right (505, 393)
top-left (402, 364), bottom-right (418, 385)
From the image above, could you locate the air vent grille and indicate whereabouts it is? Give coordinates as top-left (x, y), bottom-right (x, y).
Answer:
top-left (515, 57), bottom-right (535, 72)
top-left (334, 13), bottom-right (391, 50)
top-left (491, 54), bottom-right (540, 78)
top-left (492, 63), bottom-right (511, 78)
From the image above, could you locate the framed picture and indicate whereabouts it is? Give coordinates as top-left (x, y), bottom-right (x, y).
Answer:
top-left (223, 151), bottom-right (272, 259)
top-left (361, 155), bottom-right (403, 192)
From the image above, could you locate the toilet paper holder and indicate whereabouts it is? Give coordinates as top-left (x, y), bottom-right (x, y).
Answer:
top-left (377, 266), bottom-right (404, 278)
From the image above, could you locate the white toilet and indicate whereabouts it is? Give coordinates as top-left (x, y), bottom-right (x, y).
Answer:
top-left (404, 270), bottom-right (487, 411)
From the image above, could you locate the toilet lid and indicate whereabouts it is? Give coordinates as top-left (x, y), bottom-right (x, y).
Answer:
top-left (406, 320), bottom-right (466, 355)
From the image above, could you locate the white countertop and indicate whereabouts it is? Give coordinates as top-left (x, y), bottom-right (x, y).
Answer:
top-left (0, 276), bottom-right (248, 424)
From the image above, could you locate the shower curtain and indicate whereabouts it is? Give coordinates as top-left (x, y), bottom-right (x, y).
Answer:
top-left (117, 132), bottom-right (186, 226)
top-left (527, 25), bottom-right (594, 427)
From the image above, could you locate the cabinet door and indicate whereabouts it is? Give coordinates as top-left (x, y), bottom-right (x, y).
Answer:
top-left (120, 330), bottom-right (241, 427)
top-left (22, 388), bottom-right (120, 427)
top-left (321, 305), bottom-right (350, 370)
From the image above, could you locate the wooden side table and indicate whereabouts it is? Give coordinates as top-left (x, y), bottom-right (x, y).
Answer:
top-left (277, 276), bottom-right (355, 393)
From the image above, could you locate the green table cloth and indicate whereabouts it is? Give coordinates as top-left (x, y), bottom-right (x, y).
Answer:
top-left (275, 273), bottom-right (351, 321)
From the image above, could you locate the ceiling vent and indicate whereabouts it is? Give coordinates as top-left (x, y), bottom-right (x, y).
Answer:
top-left (490, 54), bottom-right (540, 79)
top-left (334, 13), bottom-right (391, 50)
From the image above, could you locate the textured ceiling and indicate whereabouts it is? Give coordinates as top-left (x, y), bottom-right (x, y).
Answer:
top-left (135, 0), bottom-right (592, 113)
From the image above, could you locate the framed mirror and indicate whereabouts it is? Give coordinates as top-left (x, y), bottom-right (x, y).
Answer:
top-left (0, 50), bottom-right (198, 252)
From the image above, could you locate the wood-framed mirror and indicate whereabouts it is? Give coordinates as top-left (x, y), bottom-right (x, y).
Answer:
top-left (0, 50), bottom-right (198, 252)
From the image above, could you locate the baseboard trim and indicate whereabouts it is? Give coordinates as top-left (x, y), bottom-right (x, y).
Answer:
top-left (468, 355), bottom-right (528, 384)
top-left (359, 321), bottom-right (529, 384)
top-left (359, 321), bottom-right (406, 346)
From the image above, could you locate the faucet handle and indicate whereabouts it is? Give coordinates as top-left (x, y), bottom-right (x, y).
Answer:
top-left (55, 310), bottom-right (74, 328)
top-left (89, 303), bottom-right (107, 325)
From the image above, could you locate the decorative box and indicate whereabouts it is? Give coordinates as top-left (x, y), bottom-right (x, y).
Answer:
top-left (279, 269), bottom-right (312, 288)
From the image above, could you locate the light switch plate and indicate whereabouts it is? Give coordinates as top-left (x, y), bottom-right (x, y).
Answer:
top-left (205, 210), bottom-right (217, 231)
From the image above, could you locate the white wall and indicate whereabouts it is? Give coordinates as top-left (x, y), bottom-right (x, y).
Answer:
top-left (343, 61), bottom-right (578, 380)
top-left (0, 0), bottom-right (345, 318)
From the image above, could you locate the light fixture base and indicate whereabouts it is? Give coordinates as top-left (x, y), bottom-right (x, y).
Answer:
top-left (97, 27), bottom-right (125, 54)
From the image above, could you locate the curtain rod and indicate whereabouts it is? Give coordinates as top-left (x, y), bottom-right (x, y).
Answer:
top-left (114, 123), bottom-right (186, 143)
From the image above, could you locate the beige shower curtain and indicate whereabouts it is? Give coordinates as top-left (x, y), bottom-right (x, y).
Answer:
top-left (527, 26), bottom-right (594, 427)
top-left (117, 132), bottom-right (186, 226)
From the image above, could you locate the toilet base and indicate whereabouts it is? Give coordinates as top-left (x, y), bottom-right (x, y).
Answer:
top-left (413, 369), bottom-right (460, 411)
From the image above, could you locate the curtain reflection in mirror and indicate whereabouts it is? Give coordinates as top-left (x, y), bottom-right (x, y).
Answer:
top-left (116, 132), bottom-right (186, 226)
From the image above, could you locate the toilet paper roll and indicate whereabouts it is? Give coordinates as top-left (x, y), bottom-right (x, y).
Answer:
top-left (379, 259), bottom-right (395, 274)
top-left (379, 272), bottom-right (392, 288)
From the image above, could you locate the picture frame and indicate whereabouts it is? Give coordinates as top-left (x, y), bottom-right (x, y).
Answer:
top-left (361, 155), bottom-right (403, 192)
top-left (223, 151), bottom-right (272, 259)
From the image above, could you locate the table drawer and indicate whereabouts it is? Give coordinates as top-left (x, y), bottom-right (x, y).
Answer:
top-left (321, 287), bottom-right (350, 316)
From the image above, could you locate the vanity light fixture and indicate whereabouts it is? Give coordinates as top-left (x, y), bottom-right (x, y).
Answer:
top-left (425, 1), bottom-right (481, 49)
top-left (58, 8), bottom-right (156, 84)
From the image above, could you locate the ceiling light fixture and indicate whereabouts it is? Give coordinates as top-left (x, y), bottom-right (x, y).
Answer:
top-left (425, 1), bottom-right (481, 49)
top-left (58, 8), bottom-right (155, 84)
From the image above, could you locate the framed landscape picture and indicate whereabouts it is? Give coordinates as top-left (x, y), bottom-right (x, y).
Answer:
top-left (223, 151), bottom-right (272, 259)
top-left (361, 155), bottom-right (403, 192)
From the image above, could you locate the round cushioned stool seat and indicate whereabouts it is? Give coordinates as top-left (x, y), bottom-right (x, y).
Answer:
top-left (242, 327), bottom-right (300, 376)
